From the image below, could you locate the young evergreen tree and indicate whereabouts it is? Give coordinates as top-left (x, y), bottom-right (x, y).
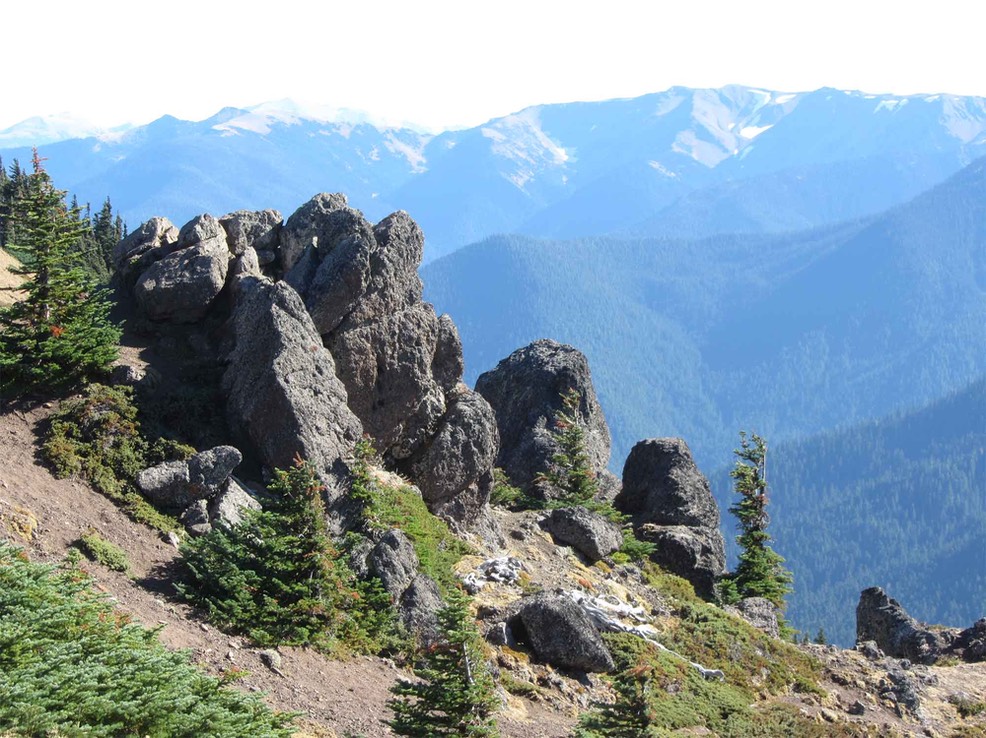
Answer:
top-left (536, 388), bottom-right (599, 505)
top-left (388, 588), bottom-right (499, 737)
top-left (574, 664), bottom-right (655, 737)
top-left (179, 456), bottom-right (391, 649)
top-left (725, 432), bottom-right (793, 610)
top-left (0, 152), bottom-right (120, 395)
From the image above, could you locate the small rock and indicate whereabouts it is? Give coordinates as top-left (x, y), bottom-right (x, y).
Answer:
top-left (259, 649), bottom-right (282, 671)
top-left (848, 700), bottom-right (866, 716)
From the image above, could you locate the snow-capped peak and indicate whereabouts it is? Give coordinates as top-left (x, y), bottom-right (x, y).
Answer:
top-left (0, 113), bottom-right (120, 148)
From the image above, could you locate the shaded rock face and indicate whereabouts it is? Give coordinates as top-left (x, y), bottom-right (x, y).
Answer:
top-left (282, 195), bottom-right (496, 527)
top-left (616, 438), bottom-right (725, 598)
top-left (856, 587), bottom-right (985, 664)
top-left (222, 277), bottom-right (362, 515)
top-left (360, 528), bottom-right (440, 645)
top-left (514, 592), bottom-right (614, 673)
top-left (475, 339), bottom-right (612, 499)
top-left (541, 506), bottom-right (623, 562)
top-left (134, 214), bottom-right (231, 323)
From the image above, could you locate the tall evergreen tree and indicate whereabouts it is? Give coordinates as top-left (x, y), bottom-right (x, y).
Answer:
top-left (0, 151), bottom-right (120, 395)
top-left (724, 432), bottom-right (793, 610)
top-left (388, 588), bottom-right (499, 737)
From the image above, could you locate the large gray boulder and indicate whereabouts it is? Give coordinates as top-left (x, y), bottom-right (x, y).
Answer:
top-left (208, 478), bottom-right (262, 529)
top-left (856, 587), bottom-right (959, 664)
top-left (222, 277), bottom-right (362, 512)
top-left (515, 592), bottom-right (614, 672)
top-left (368, 529), bottom-right (420, 599)
top-left (615, 438), bottom-right (726, 598)
top-left (399, 573), bottom-right (443, 646)
top-left (134, 214), bottom-right (230, 322)
top-left (541, 506), bottom-right (623, 562)
top-left (136, 445), bottom-right (242, 510)
top-left (728, 597), bottom-right (781, 639)
top-left (475, 339), bottom-right (612, 499)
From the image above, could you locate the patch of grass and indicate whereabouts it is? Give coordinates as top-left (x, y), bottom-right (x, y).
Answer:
top-left (499, 672), bottom-right (541, 699)
top-left (76, 530), bottom-right (129, 573)
top-left (0, 542), bottom-right (295, 736)
top-left (41, 383), bottom-right (190, 534)
top-left (641, 563), bottom-right (822, 698)
top-left (352, 441), bottom-right (470, 596)
top-left (951, 694), bottom-right (986, 719)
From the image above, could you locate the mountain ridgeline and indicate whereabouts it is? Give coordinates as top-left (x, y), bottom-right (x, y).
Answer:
top-left (3, 86), bottom-right (986, 260)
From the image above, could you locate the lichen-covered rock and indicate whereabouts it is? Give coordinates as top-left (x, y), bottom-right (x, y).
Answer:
top-left (616, 438), bottom-right (725, 598)
top-left (728, 597), bottom-right (781, 639)
top-left (180, 499), bottom-right (212, 536)
top-left (541, 506), bottom-right (623, 562)
top-left (220, 209), bottom-right (282, 256)
top-left (134, 214), bottom-right (230, 322)
top-left (475, 339), bottom-right (612, 498)
top-left (515, 592), bottom-right (614, 673)
top-left (368, 529), bottom-right (420, 599)
top-left (403, 388), bottom-right (498, 508)
top-left (222, 277), bottom-right (362, 513)
top-left (207, 478), bottom-right (261, 529)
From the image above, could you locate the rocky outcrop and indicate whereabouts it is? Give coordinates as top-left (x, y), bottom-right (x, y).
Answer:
top-left (615, 438), bottom-right (725, 598)
top-left (856, 587), bottom-right (985, 664)
top-left (281, 195), bottom-right (497, 527)
top-left (514, 592), bottom-right (614, 673)
top-left (475, 339), bottom-right (614, 500)
top-left (541, 506), bottom-right (623, 562)
top-left (222, 277), bottom-right (362, 514)
top-left (134, 214), bottom-right (231, 323)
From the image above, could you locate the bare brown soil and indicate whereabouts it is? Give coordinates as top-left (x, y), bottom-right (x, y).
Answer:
top-left (0, 401), bottom-right (578, 737)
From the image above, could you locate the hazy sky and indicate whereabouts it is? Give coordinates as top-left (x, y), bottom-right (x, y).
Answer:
top-left (4, 0), bottom-right (982, 132)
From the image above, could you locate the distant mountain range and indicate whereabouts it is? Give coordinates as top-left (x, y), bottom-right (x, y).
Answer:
top-left (3, 86), bottom-right (986, 259)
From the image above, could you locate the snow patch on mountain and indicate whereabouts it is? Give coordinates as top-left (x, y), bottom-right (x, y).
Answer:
top-left (481, 107), bottom-right (570, 191)
top-left (383, 132), bottom-right (430, 173)
top-left (740, 124), bottom-right (773, 139)
top-left (0, 113), bottom-right (122, 148)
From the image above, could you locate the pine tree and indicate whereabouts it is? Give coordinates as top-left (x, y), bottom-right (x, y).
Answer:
top-left (725, 432), bottom-right (793, 610)
top-left (388, 588), bottom-right (500, 737)
top-left (0, 151), bottom-right (120, 395)
top-left (536, 388), bottom-right (599, 505)
top-left (179, 456), bottom-right (370, 647)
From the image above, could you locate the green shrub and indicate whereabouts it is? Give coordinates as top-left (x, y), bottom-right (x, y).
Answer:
top-left (951, 694), bottom-right (986, 719)
top-left (76, 530), bottom-right (129, 573)
top-left (179, 458), bottom-right (395, 655)
top-left (41, 383), bottom-right (191, 533)
top-left (0, 542), bottom-right (295, 736)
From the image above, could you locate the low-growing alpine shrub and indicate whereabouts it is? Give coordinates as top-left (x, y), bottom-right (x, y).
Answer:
top-left (0, 542), bottom-right (295, 737)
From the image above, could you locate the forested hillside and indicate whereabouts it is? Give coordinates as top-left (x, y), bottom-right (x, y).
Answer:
top-left (424, 155), bottom-right (986, 473)
top-left (711, 379), bottom-right (986, 646)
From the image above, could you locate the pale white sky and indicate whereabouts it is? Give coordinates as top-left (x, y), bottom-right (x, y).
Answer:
top-left (3, 0), bottom-right (982, 132)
